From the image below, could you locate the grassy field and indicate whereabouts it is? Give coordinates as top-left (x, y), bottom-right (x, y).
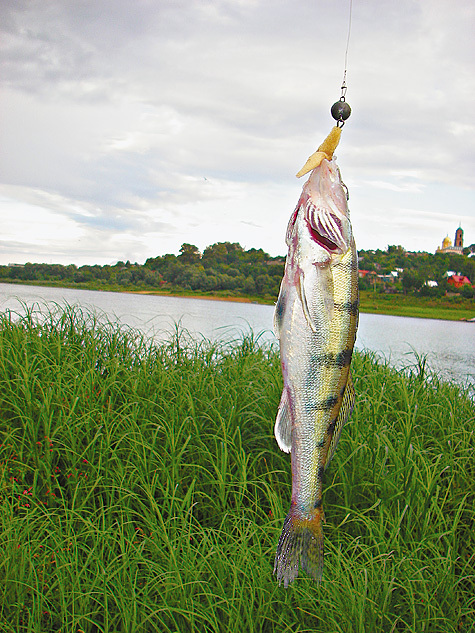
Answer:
top-left (0, 306), bottom-right (474, 632)
top-left (359, 290), bottom-right (475, 321)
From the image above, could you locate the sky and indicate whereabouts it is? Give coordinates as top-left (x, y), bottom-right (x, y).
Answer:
top-left (1, 0), bottom-right (474, 266)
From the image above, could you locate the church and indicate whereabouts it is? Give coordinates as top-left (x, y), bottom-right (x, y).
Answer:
top-left (436, 227), bottom-right (464, 255)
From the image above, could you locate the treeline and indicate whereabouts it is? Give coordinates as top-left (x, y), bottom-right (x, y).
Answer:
top-left (0, 242), bottom-right (285, 300)
top-left (1, 241), bottom-right (475, 301)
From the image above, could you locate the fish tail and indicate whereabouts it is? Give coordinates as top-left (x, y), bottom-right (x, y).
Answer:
top-left (274, 505), bottom-right (324, 588)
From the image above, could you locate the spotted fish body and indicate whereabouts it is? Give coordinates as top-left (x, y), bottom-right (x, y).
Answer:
top-left (273, 157), bottom-right (358, 588)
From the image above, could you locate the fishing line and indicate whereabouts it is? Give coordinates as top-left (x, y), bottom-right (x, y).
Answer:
top-left (295, 0), bottom-right (354, 177)
top-left (331, 0), bottom-right (353, 126)
top-left (341, 0), bottom-right (353, 99)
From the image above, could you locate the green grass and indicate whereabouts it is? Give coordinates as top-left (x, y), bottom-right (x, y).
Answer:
top-left (359, 290), bottom-right (475, 321)
top-left (0, 305), bottom-right (474, 632)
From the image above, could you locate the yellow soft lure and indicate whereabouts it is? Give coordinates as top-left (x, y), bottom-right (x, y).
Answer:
top-left (296, 126), bottom-right (342, 178)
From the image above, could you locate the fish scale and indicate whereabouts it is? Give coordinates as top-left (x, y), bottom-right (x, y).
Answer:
top-left (273, 156), bottom-right (358, 588)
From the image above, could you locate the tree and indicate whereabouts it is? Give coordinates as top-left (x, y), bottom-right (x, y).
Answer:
top-left (461, 284), bottom-right (475, 299)
top-left (178, 244), bottom-right (201, 264)
top-left (202, 243), bottom-right (228, 265)
top-left (402, 271), bottom-right (423, 294)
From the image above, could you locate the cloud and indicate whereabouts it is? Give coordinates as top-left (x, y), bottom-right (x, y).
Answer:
top-left (0, 0), bottom-right (474, 265)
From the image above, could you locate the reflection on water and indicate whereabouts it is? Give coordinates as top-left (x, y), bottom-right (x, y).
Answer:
top-left (1, 283), bottom-right (474, 392)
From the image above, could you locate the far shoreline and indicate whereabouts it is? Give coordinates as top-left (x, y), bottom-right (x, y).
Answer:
top-left (129, 289), bottom-right (258, 304)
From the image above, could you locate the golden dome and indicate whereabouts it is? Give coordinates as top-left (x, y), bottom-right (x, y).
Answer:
top-left (442, 236), bottom-right (452, 248)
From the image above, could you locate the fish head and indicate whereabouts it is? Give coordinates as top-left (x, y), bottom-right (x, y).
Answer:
top-left (302, 158), bottom-right (352, 256)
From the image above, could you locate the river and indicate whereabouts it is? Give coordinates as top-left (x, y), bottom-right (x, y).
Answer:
top-left (1, 283), bottom-right (474, 391)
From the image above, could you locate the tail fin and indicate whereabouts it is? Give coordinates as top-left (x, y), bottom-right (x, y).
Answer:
top-left (274, 505), bottom-right (324, 588)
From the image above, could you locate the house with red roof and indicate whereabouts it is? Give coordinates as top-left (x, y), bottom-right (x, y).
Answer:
top-left (447, 274), bottom-right (472, 289)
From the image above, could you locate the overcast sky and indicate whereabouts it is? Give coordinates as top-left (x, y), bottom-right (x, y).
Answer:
top-left (1, 0), bottom-right (474, 266)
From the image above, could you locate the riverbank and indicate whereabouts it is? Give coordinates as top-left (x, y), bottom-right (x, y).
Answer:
top-left (358, 290), bottom-right (475, 321)
top-left (1, 279), bottom-right (474, 321)
top-left (1, 306), bottom-right (473, 631)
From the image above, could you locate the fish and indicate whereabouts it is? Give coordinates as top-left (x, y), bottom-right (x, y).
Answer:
top-left (273, 155), bottom-right (359, 588)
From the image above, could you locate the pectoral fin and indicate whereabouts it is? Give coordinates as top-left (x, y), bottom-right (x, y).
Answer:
top-left (298, 266), bottom-right (334, 331)
top-left (297, 272), bottom-right (317, 333)
top-left (274, 389), bottom-right (292, 453)
top-left (325, 372), bottom-right (355, 468)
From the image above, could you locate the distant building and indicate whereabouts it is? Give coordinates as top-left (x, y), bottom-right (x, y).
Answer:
top-left (377, 274), bottom-right (396, 282)
top-left (359, 270), bottom-right (379, 280)
top-left (436, 227), bottom-right (464, 254)
top-left (447, 274), bottom-right (471, 289)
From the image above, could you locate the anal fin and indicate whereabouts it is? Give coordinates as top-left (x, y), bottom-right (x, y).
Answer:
top-left (325, 371), bottom-right (356, 467)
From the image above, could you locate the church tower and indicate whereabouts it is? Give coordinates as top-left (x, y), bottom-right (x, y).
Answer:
top-left (455, 227), bottom-right (463, 248)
